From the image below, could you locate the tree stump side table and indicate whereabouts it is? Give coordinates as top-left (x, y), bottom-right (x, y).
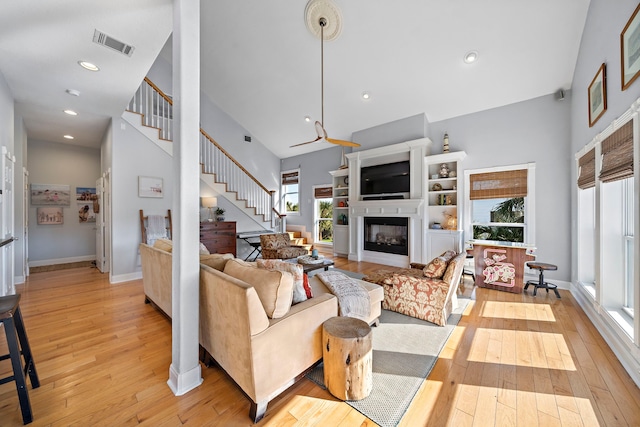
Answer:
top-left (322, 316), bottom-right (373, 401)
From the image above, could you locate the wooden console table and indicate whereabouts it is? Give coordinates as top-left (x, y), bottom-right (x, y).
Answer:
top-left (468, 240), bottom-right (535, 294)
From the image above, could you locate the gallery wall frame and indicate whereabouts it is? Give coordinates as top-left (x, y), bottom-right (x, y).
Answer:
top-left (621, 3), bottom-right (640, 90)
top-left (30, 183), bottom-right (71, 206)
top-left (588, 63), bottom-right (607, 127)
top-left (138, 176), bottom-right (164, 198)
top-left (37, 207), bottom-right (64, 225)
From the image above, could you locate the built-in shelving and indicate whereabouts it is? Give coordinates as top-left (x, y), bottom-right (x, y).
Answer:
top-left (329, 168), bottom-right (349, 256)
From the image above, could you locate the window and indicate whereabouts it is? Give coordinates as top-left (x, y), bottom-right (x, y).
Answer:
top-left (466, 166), bottom-right (534, 244)
top-left (281, 169), bottom-right (300, 215)
top-left (314, 186), bottom-right (333, 245)
top-left (577, 147), bottom-right (596, 291)
top-left (623, 178), bottom-right (634, 316)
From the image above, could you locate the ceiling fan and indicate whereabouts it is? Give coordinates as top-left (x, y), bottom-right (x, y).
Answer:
top-left (291, 10), bottom-right (360, 149)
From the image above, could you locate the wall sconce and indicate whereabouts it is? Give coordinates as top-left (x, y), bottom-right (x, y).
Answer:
top-left (201, 197), bottom-right (217, 222)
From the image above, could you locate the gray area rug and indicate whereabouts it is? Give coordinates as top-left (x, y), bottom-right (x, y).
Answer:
top-left (307, 297), bottom-right (469, 427)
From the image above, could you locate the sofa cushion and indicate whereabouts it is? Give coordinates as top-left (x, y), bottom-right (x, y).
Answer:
top-left (423, 250), bottom-right (456, 278)
top-left (153, 238), bottom-right (173, 253)
top-left (200, 253), bottom-right (234, 271)
top-left (224, 258), bottom-right (294, 318)
top-left (257, 259), bottom-right (307, 304)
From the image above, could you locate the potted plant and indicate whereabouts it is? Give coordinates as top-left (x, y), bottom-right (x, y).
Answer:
top-left (215, 207), bottom-right (225, 221)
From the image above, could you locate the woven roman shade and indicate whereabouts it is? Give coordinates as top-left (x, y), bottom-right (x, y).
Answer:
top-left (281, 171), bottom-right (299, 185)
top-left (314, 186), bottom-right (332, 199)
top-left (470, 169), bottom-right (528, 200)
top-left (577, 148), bottom-right (596, 189)
top-left (599, 120), bottom-right (634, 183)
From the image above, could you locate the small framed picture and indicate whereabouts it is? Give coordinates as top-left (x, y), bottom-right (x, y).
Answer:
top-left (138, 176), bottom-right (164, 198)
top-left (621, 3), bottom-right (640, 90)
top-left (37, 207), bottom-right (64, 225)
top-left (588, 63), bottom-right (607, 127)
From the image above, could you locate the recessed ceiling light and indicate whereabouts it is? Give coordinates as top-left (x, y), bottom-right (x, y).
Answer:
top-left (304, 116), bottom-right (311, 122)
top-left (362, 91), bottom-right (370, 100)
top-left (63, 135), bottom-right (74, 140)
top-left (464, 51), bottom-right (478, 64)
top-left (66, 89), bottom-right (81, 97)
top-left (63, 109), bottom-right (78, 116)
top-left (78, 61), bottom-right (99, 71)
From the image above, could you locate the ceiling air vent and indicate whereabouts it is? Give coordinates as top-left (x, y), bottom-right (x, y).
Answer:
top-left (93, 30), bottom-right (135, 57)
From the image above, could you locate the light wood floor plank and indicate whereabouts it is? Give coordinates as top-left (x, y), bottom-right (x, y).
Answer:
top-left (0, 258), bottom-right (639, 426)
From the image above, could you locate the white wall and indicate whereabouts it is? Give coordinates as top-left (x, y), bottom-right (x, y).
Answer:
top-left (26, 140), bottom-right (100, 264)
top-left (110, 117), bottom-right (173, 281)
top-left (0, 71), bottom-right (14, 154)
top-left (430, 93), bottom-right (572, 282)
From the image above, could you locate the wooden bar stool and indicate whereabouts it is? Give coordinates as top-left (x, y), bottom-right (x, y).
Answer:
top-left (0, 294), bottom-right (40, 424)
top-left (525, 262), bottom-right (560, 298)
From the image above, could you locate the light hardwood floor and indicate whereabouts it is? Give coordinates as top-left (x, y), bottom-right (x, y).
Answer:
top-left (1, 254), bottom-right (639, 426)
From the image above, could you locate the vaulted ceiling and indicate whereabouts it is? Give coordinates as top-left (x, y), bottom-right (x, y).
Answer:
top-left (0, 1), bottom-right (590, 158)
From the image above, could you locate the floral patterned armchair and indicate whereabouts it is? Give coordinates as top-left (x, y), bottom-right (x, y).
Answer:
top-left (259, 233), bottom-right (309, 260)
top-left (363, 251), bottom-right (466, 326)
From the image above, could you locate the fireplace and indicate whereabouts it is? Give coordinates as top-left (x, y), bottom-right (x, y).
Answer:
top-left (364, 217), bottom-right (408, 256)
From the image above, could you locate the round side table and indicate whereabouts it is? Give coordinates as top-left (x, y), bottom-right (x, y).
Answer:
top-left (322, 316), bottom-right (372, 400)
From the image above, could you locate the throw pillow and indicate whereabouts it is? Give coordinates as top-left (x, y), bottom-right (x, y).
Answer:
top-left (224, 258), bottom-right (294, 318)
top-left (257, 259), bottom-right (307, 304)
top-left (423, 256), bottom-right (448, 279)
top-left (199, 242), bottom-right (210, 255)
top-left (200, 253), bottom-right (234, 271)
top-left (153, 238), bottom-right (173, 253)
top-left (303, 273), bottom-right (313, 299)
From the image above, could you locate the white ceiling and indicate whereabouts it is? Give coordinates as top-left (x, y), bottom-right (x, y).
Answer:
top-left (0, 1), bottom-right (590, 158)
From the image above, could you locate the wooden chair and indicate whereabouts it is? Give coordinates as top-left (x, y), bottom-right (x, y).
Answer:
top-left (140, 209), bottom-right (172, 244)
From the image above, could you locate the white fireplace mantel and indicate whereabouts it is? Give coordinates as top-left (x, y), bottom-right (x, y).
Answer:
top-left (345, 138), bottom-right (432, 267)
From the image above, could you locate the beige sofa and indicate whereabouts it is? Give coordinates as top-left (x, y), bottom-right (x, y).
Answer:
top-left (139, 241), bottom-right (383, 422)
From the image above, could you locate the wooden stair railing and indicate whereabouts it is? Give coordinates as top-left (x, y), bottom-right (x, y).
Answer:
top-left (126, 77), bottom-right (280, 228)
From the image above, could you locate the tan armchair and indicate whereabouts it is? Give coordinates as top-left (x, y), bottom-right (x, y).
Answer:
top-left (260, 233), bottom-right (309, 259)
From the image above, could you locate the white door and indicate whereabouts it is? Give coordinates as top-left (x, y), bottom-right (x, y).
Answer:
top-left (22, 168), bottom-right (29, 278)
top-left (1, 147), bottom-right (15, 296)
top-left (95, 177), bottom-right (105, 272)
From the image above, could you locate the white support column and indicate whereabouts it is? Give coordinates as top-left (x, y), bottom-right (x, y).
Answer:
top-left (167, 0), bottom-right (202, 396)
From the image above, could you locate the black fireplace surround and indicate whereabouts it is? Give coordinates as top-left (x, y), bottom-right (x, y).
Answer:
top-left (364, 216), bottom-right (408, 256)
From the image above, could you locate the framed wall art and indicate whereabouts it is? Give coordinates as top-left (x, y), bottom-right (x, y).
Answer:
top-left (621, 3), bottom-right (640, 90)
top-left (30, 183), bottom-right (71, 206)
top-left (138, 176), bottom-right (164, 198)
top-left (588, 63), bottom-right (607, 127)
top-left (37, 207), bottom-right (64, 225)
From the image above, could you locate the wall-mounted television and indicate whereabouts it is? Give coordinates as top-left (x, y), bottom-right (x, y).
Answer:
top-left (360, 160), bottom-right (410, 197)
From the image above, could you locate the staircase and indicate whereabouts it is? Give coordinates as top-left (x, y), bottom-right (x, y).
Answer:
top-left (124, 77), bottom-right (284, 232)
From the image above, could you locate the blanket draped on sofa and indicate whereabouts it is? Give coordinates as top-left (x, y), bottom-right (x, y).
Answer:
top-left (316, 271), bottom-right (371, 320)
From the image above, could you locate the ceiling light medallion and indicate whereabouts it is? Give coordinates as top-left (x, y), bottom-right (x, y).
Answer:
top-left (63, 135), bottom-right (74, 140)
top-left (63, 109), bottom-right (78, 116)
top-left (464, 51), bottom-right (478, 64)
top-left (291, 0), bottom-right (360, 150)
top-left (78, 61), bottom-right (100, 71)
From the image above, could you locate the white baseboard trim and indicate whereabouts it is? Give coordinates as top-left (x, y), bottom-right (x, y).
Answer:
top-left (571, 283), bottom-right (640, 388)
top-left (29, 255), bottom-right (95, 268)
top-left (168, 363), bottom-right (203, 396)
top-left (14, 275), bottom-right (25, 285)
top-left (110, 271), bottom-right (142, 284)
